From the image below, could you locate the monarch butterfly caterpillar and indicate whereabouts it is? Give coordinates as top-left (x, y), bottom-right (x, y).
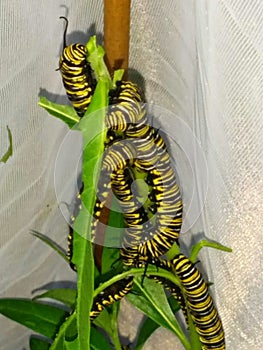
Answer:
top-left (92, 80), bottom-right (152, 238)
top-left (170, 254), bottom-right (225, 350)
top-left (90, 276), bottom-right (134, 321)
top-left (93, 81), bottom-right (183, 261)
top-left (117, 150), bottom-right (182, 264)
top-left (106, 81), bottom-right (145, 133)
top-left (136, 254), bottom-right (225, 349)
top-left (104, 148), bottom-right (182, 266)
top-left (91, 137), bottom-right (181, 265)
top-left (58, 16), bottom-right (96, 117)
top-left (112, 166), bottom-right (152, 257)
top-left (106, 81), bottom-right (159, 172)
top-left (136, 166), bottom-right (182, 258)
top-left (91, 140), bottom-right (135, 243)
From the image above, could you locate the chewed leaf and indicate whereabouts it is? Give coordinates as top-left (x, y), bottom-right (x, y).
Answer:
top-left (86, 36), bottom-right (111, 82)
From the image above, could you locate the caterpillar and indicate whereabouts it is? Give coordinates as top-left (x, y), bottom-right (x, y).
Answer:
top-left (106, 81), bottom-right (161, 172)
top-left (93, 81), bottom-right (182, 261)
top-left (111, 167), bottom-right (148, 227)
top-left (92, 139), bottom-right (181, 264)
top-left (136, 165), bottom-right (182, 259)
top-left (106, 81), bottom-right (146, 133)
top-left (170, 254), bottom-right (225, 350)
top-left (110, 165), bottom-right (151, 267)
top-left (90, 276), bottom-right (133, 321)
top-left (58, 16), bottom-right (96, 117)
top-left (91, 140), bottom-right (135, 242)
top-left (67, 225), bottom-right (76, 271)
top-left (119, 162), bottom-right (182, 264)
top-left (137, 255), bottom-right (225, 349)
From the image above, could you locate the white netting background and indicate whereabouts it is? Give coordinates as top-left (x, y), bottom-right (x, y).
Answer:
top-left (0, 1), bottom-right (262, 349)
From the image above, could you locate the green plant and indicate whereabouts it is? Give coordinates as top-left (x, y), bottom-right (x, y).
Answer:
top-left (0, 36), bottom-right (231, 350)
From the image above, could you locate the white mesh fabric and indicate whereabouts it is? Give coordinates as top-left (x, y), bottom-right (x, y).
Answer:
top-left (0, 1), bottom-right (262, 349)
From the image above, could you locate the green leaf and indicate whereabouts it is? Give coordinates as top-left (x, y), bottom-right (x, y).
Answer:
top-left (86, 36), bottom-right (111, 82)
top-left (0, 126), bottom-right (13, 163)
top-left (30, 230), bottom-right (68, 262)
top-left (38, 35), bottom-right (113, 350)
top-left (50, 311), bottom-right (77, 350)
top-left (101, 200), bottom-right (125, 276)
top-left (92, 309), bottom-right (112, 335)
top-left (103, 197), bottom-right (125, 249)
top-left (90, 327), bottom-right (112, 350)
top-left (38, 97), bottom-right (80, 128)
top-left (75, 232), bottom-right (93, 350)
top-left (101, 247), bottom-right (120, 281)
top-left (30, 336), bottom-right (51, 350)
top-left (190, 239), bottom-right (232, 263)
top-left (135, 317), bottom-right (160, 350)
top-left (127, 278), bottom-right (190, 350)
top-left (0, 299), bottom-right (67, 338)
top-left (71, 79), bottom-right (110, 350)
top-left (33, 288), bottom-right (77, 309)
top-left (112, 69), bottom-right (124, 87)
top-left (109, 302), bottom-right (122, 350)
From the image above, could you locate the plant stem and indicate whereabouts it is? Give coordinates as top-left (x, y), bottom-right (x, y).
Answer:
top-left (93, 267), bottom-right (180, 298)
top-left (104, 0), bottom-right (131, 78)
top-left (110, 304), bottom-right (123, 350)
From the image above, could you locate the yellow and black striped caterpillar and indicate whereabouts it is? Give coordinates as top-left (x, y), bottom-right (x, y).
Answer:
top-left (92, 81), bottom-right (182, 262)
top-left (85, 166), bottom-right (224, 348)
top-left (58, 37), bottom-right (224, 346)
top-left (106, 81), bottom-right (160, 172)
top-left (111, 167), bottom-right (148, 228)
top-left (58, 17), bottom-right (96, 117)
top-left (90, 276), bottom-right (133, 321)
top-left (92, 137), bottom-right (182, 263)
top-left (106, 81), bottom-right (145, 132)
top-left (111, 166), bottom-right (151, 266)
top-left (147, 255), bottom-right (225, 350)
top-left (110, 167), bottom-right (225, 349)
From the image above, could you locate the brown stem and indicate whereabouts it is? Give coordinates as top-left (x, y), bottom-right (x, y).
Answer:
top-left (94, 0), bottom-right (131, 271)
top-left (104, 0), bottom-right (131, 79)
